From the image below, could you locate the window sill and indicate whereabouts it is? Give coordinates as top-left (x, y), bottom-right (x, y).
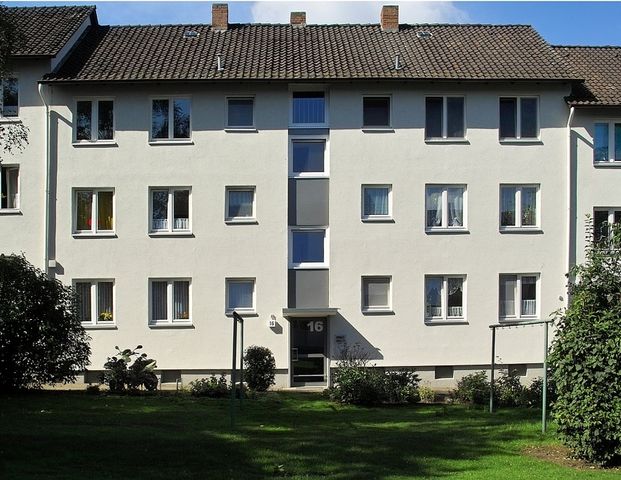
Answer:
top-left (425, 319), bottom-right (469, 326)
top-left (499, 317), bottom-right (539, 323)
top-left (148, 140), bottom-right (194, 146)
top-left (225, 311), bottom-right (258, 317)
top-left (148, 231), bottom-right (194, 238)
top-left (289, 173), bottom-right (329, 179)
top-left (361, 217), bottom-right (394, 223)
top-left (362, 309), bottom-right (394, 315)
top-left (593, 161), bottom-right (621, 168)
top-left (225, 127), bottom-right (257, 133)
top-left (499, 227), bottom-right (543, 234)
top-left (72, 233), bottom-right (117, 239)
top-left (225, 218), bottom-right (258, 225)
top-left (362, 127), bottom-right (394, 133)
top-left (72, 140), bottom-right (118, 147)
top-left (0, 117), bottom-right (22, 124)
top-left (148, 322), bottom-right (194, 329)
top-left (290, 264), bottom-right (329, 270)
top-left (82, 324), bottom-right (117, 330)
top-left (425, 138), bottom-right (470, 145)
top-left (425, 228), bottom-right (469, 234)
top-left (289, 124), bottom-right (329, 129)
top-left (0, 209), bottom-right (22, 215)
top-left (499, 138), bottom-right (542, 145)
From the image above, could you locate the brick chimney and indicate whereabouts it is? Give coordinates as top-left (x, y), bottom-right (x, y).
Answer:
top-left (381, 5), bottom-right (399, 32)
top-left (290, 11), bottom-right (306, 27)
top-left (212, 3), bottom-right (228, 31)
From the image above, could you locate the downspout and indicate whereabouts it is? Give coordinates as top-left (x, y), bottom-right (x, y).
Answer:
top-left (38, 83), bottom-right (50, 275)
top-left (566, 105), bottom-right (575, 308)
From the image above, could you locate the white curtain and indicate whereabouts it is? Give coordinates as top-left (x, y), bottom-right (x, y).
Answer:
top-left (228, 190), bottom-right (253, 218)
top-left (447, 188), bottom-right (463, 227)
top-left (426, 188), bottom-right (443, 227)
top-left (499, 275), bottom-right (516, 316)
top-left (364, 188), bottom-right (388, 216)
top-left (228, 281), bottom-right (253, 310)
top-left (447, 278), bottom-right (463, 317)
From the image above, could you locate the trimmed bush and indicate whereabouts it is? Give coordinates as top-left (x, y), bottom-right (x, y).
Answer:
top-left (189, 375), bottom-right (230, 398)
top-left (451, 371), bottom-right (489, 405)
top-left (243, 345), bottom-right (276, 392)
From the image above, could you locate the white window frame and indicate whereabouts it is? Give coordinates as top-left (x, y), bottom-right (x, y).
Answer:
top-left (289, 87), bottom-right (329, 128)
top-left (225, 277), bottom-right (256, 315)
top-left (361, 275), bottom-right (392, 313)
top-left (424, 95), bottom-right (466, 140)
top-left (73, 97), bottom-right (115, 143)
top-left (73, 279), bottom-right (116, 327)
top-left (72, 188), bottom-right (115, 236)
top-left (498, 273), bottom-right (540, 321)
top-left (362, 94), bottom-right (392, 129)
top-left (593, 121), bottom-right (621, 164)
top-left (361, 184), bottom-right (392, 221)
top-left (149, 96), bottom-right (192, 142)
top-left (499, 96), bottom-right (540, 141)
top-left (289, 135), bottom-right (329, 178)
top-left (0, 164), bottom-right (20, 212)
top-left (149, 187), bottom-right (192, 234)
top-left (425, 184), bottom-right (467, 231)
top-left (593, 207), bottom-right (621, 241)
top-left (225, 96), bottom-right (255, 129)
top-left (225, 186), bottom-right (256, 223)
top-left (0, 77), bottom-right (19, 119)
top-left (499, 184), bottom-right (541, 231)
top-left (289, 227), bottom-right (329, 269)
top-left (148, 278), bottom-right (192, 326)
top-left (424, 275), bottom-right (467, 323)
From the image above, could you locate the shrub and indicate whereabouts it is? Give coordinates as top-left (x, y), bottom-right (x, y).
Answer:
top-left (495, 369), bottom-right (528, 407)
top-left (525, 376), bottom-right (556, 408)
top-left (383, 370), bottom-right (421, 404)
top-left (0, 254), bottom-right (91, 391)
top-left (243, 345), bottom-right (276, 392)
top-left (189, 375), bottom-right (230, 398)
top-left (451, 371), bottom-right (489, 405)
top-left (419, 385), bottom-right (436, 403)
top-left (550, 219), bottom-right (621, 465)
top-left (101, 346), bottom-right (158, 393)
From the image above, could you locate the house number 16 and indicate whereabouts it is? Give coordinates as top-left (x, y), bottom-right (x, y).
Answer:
top-left (307, 321), bottom-right (324, 332)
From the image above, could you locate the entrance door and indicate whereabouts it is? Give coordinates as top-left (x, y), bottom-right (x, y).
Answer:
top-left (291, 317), bottom-right (327, 386)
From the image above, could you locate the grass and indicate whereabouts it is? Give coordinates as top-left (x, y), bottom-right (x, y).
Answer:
top-left (1, 391), bottom-right (620, 479)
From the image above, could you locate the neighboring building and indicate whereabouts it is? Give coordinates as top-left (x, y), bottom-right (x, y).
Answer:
top-left (1, 4), bottom-right (616, 388)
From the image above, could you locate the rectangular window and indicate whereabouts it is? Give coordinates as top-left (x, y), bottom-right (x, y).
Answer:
top-left (363, 96), bottom-right (391, 128)
top-left (499, 97), bottom-right (538, 140)
top-left (593, 122), bottom-right (621, 163)
top-left (362, 185), bottom-right (391, 220)
top-left (227, 97), bottom-right (254, 128)
top-left (75, 280), bottom-right (114, 325)
top-left (292, 91), bottom-right (325, 125)
top-left (290, 228), bottom-right (328, 268)
top-left (593, 208), bottom-right (621, 243)
top-left (75, 99), bottom-right (114, 142)
top-left (425, 185), bottom-right (466, 230)
top-left (225, 187), bottom-right (255, 222)
top-left (149, 278), bottom-right (191, 325)
top-left (226, 278), bottom-right (256, 314)
top-left (1, 78), bottom-right (18, 117)
top-left (362, 276), bottom-right (392, 312)
top-left (425, 96), bottom-right (465, 139)
top-left (499, 274), bottom-right (538, 319)
top-left (0, 165), bottom-right (19, 210)
top-left (500, 185), bottom-right (539, 229)
top-left (151, 97), bottom-right (191, 140)
top-left (73, 189), bottom-right (114, 234)
top-left (150, 187), bottom-right (191, 233)
top-left (425, 276), bottom-right (465, 321)
top-left (291, 139), bottom-right (326, 176)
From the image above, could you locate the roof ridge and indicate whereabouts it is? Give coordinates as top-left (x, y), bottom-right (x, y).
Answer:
top-left (91, 22), bottom-right (537, 29)
top-left (553, 44), bottom-right (621, 49)
top-left (7, 5), bottom-right (95, 10)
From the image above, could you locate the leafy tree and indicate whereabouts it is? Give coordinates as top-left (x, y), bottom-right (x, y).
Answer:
top-left (550, 217), bottom-right (621, 465)
top-left (243, 345), bottom-right (276, 392)
top-left (0, 254), bottom-right (91, 391)
top-left (0, 4), bottom-right (29, 163)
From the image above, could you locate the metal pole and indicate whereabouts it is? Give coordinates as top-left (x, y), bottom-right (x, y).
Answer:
top-left (230, 315), bottom-right (238, 428)
top-left (490, 327), bottom-right (496, 413)
top-left (239, 316), bottom-right (244, 408)
top-left (542, 321), bottom-right (549, 433)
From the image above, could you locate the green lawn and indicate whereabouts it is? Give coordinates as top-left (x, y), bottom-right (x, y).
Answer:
top-left (1, 392), bottom-right (620, 480)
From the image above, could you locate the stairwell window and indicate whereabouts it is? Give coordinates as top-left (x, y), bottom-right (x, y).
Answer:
top-left (290, 228), bottom-right (328, 268)
top-left (1, 78), bottom-right (18, 117)
top-left (149, 279), bottom-right (191, 326)
top-left (150, 187), bottom-right (191, 234)
top-left (290, 138), bottom-right (327, 177)
top-left (593, 122), bottom-right (621, 163)
top-left (73, 189), bottom-right (114, 235)
top-left (151, 97), bottom-right (191, 141)
top-left (499, 97), bottom-right (539, 140)
top-left (593, 208), bottom-right (621, 243)
top-left (425, 185), bottom-right (466, 231)
top-left (425, 276), bottom-right (466, 322)
top-left (75, 280), bottom-right (115, 326)
top-left (291, 91), bottom-right (326, 126)
top-left (226, 278), bottom-right (256, 315)
top-left (425, 96), bottom-right (465, 139)
top-left (75, 99), bottom-right (114, 142)
top-left (500, 185), bottom-right (539, 230)
top-left (0, 165), bottom-right (19, 211)
top-left (499, 274), bottom-right (538, 320)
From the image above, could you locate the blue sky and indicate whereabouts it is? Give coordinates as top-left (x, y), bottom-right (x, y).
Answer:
top-left (6, 1), bottom-right (621, 46)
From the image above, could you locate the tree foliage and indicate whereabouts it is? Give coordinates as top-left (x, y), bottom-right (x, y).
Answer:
top-left (550, 217), bottom-right (621, 465)
top-left (0, 254), bottom-right (91, 391)
top-left (243, 345), bottom-right (276, 392)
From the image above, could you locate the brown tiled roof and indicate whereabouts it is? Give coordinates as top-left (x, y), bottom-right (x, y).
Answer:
top-left (43, 23), bottom-right (578, 82)
top-left (7, 6), bottom-right (96, 57)
top-left (553, 46), bottom-right (621, 106)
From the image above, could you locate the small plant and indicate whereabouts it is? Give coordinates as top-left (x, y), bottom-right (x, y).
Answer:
top-left (243, 346), bottom-right (276, 392)
top-left (189, 375), bottom-right (230, 398)
top-left (101, 345), bottom-right (158, 393)
top-left (98, 311), bottom-right (113, 322)
top-left (419, 385), bottom-right (436, 403)
top-left (450, 371), bottom-right (489, 405)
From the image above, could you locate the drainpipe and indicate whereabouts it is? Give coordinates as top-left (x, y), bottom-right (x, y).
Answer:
top-left (38, 83), bottom-right (50, 275)
top-left (566, 106), bottom-right (575, 308)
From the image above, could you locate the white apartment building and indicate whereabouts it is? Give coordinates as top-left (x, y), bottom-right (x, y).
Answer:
top-left (1, 4), bottom-right (618, 388)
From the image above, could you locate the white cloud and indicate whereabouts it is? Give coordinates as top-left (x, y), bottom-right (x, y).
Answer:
top-left (250, 1), bottom-right (469, 25)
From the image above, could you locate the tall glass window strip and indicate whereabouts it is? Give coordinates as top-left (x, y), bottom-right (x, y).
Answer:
top-left (74, 189), bottom-right (114, 234)
top-left (425, 96), bottom-right (465, 139)
top-left (425, 185), bottom-right (465, 230)
top-left (500, 185), bottom-right (539, 229)
top-left (226, 187), bottom-right (255, 221)
top-left (291, 140), bottom-right (326, 175)
top-left (425, 276), bottom-right (465, 321)
top-left (291, 229), bottom-right (327, 267)
top-left (499, 274), bottom-right (538, 319)
top-left (362, 185), bottom-right (391, 219)
top-left (1, 78), bottom-right (18, 117)
top-left (292, 92), bottom-right (325, 125)
top-left (150, 279), bottom-right (191, 325)
top-left (151, 98), bottom-right (191, 140)
top-left (150, 188), bottom-right (191, 232)
top-left (499, 97), bottom-right (538, 140)
top-left (226, 279), bottom-right (255, 313)
top-left (0, 165), bottom-right (19, 210)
